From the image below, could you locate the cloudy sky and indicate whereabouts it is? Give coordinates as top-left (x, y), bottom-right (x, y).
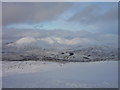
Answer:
top-left (2, 2), bottom-right (118, 34)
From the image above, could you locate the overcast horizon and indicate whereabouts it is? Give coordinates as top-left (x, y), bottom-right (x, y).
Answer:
top-left (2, 2), bottom-right (118, 47)
top-left (3, 2), bottom-right (118, 33)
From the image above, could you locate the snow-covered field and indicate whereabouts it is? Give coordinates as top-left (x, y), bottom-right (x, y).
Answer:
top-left (0, 61), bottom-right (2, 89)
top-left (2, 61), bottom-right (118, 88)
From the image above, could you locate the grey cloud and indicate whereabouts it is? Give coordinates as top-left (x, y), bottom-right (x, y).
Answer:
top-left (68, 4), bottom-right (117, 25)
top-left (68, 4), bottom-right (98, 24)
top-left (0, 2), bottom-right (2, 26)
top-left (2, 2), bottom-right (72, 25)
top-left (102, 8), bottom-right (118, 21)
top-left (67, 4), bottom-right (118, 34)
top-left (68, 5), bottom-right (98, 24)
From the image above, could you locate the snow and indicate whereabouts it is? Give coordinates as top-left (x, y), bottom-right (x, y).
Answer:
top-left (0, 61), bottom-right (2, 89)
top-left (7, 37), bottom-right (36, 46)
top-left (40, 37), bottom-right (83, 45)
top-left (2, 61), bottom-right (118, 88)
top-left (6, 36), bottom-right (93, 47)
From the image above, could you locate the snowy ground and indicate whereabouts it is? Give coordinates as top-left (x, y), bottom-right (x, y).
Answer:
top-left (2, 61), bottom-right (118, 88)
top-left (0, 61), bottom-right (2, 89)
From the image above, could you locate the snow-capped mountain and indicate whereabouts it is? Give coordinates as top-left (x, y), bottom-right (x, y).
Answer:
top-left (2, 40), bottom-right (118, 62)
top-left (6, 36), bottom-right (90, 46)
top-left (7, 37), bottom-right (36, 46)
top-left (5, 36), bottom-right (89, 51)
top-left (2, 29), bottom-right (118, 62)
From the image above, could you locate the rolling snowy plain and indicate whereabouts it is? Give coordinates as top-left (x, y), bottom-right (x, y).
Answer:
top-left (2, 61), bottom-right (118, 88)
